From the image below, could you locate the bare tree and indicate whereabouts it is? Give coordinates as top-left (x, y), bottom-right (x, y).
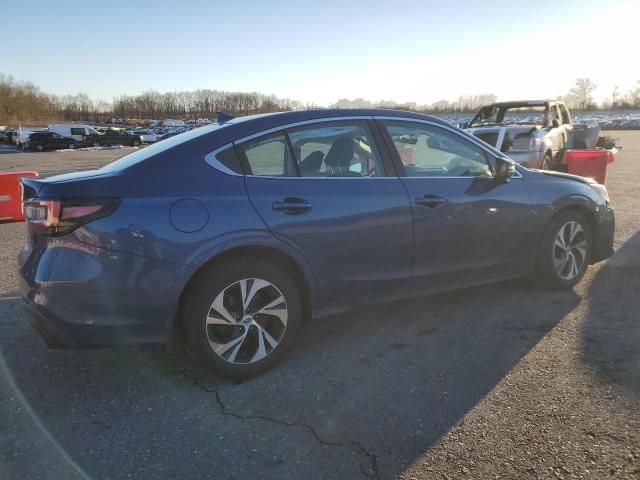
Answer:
top-left (567, 78), bottom-right (597, 111)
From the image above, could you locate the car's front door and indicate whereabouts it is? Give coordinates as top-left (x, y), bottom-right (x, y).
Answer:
top-left (377, 118), bottom-right (536, 287)
top-left (239, 119), bottom-right (413, 305)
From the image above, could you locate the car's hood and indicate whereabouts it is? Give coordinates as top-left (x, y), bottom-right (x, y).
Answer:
top-left (534, 169), bottom-right (594, 185)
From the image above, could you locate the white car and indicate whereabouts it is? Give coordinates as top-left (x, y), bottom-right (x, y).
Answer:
top-left (134, 129), bottom-right (161, 143)
top-left (48, 124), bottom-right (100, 142)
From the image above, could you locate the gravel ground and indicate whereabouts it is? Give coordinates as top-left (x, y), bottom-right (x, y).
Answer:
top-left (0, 134), bottom-right (639, 480)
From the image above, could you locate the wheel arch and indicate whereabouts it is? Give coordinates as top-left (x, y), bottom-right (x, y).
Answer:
top-left (540, 201), bottom-right (599, 260)
top-left (174, 244), bottom-right (315, 339)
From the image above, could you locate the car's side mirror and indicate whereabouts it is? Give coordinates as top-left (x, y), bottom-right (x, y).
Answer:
top-left (494, 156), bottom-right (516, 183)
top-left (552, 118), bottom-right (561, 128)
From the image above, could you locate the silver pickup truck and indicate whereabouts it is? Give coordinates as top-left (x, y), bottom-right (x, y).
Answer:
top-left (464, 100), bottom-right (598, 170)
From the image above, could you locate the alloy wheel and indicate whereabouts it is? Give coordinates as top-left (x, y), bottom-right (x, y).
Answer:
top-left (553, 221), bottom-right (588, 280)
top-left (205, 278), bottom-right (288, 364)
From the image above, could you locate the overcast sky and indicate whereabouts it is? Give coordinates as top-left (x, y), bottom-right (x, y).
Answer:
top-left (3, 0), bottom-right (639, 105)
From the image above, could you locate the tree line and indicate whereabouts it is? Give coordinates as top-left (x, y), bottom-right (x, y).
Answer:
top-left (0, 74), bottom-right (307, 124)
top-left (2, 73), bottom-right (640, 125)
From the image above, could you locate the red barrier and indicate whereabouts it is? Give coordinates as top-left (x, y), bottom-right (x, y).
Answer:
top-left (562, 149), bottom-right (614, 185)
top-left (0, 171), bottom-right (38, 222)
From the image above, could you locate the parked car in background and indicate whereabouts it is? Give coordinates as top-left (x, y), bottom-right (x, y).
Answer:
top-left (84, 128), bottom-right (142, 147)
top-left (18, 109), bottom-right (614, 379)
top-left (15, 128), bottom-right (48, 148)
top-left (49, 124), bottom-right (100, 142)
top-left (25, 131), bottom-right (77, 151)
top-left (464, 100), bottom-right (574, 169)
top-left (0, 127), bottom-right (16, 142)
top-left (133, 129), bottom-right (161, 143)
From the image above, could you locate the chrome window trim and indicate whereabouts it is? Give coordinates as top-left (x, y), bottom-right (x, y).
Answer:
top-left (204, 143), bottom-right (242, 176)
top-left (205, 115), bottom-right (522, 179)
top-left (374, 116), bottom-right (523, 179)
top-left (235, 116), bottom-right (392, 180)
top-left (233, 116), bottom-right (375, 145)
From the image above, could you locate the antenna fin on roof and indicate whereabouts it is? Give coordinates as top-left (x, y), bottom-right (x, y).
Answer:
top-left (216, 112), bottom-right (235, 124)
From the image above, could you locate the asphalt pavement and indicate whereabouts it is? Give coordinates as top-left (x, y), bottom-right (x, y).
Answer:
top-left (0, 135), bottom-right (638, 479)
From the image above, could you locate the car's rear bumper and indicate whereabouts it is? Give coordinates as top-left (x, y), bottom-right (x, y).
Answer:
top-left (591, 204), bottom-right (615, 263)
top-left (20, 295), bottom-right (170, 347)
top-left (18, 234), bottom-right (194, 347)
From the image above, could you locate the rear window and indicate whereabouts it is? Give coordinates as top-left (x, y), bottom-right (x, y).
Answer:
top-left (100, 124), bottom-right (226, 172)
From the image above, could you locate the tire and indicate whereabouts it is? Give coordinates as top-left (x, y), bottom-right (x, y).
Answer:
top-left (93, 141), bottom-right (100, 148)
top-left (133, 140), bottom-right (140, 147)
top-left (541, 152), bottom-right (552, 170)
top-left (535, 210), bottom-right (592, 289)
top-left (35, 144), bottom-right (44, 152)
top-left (182, 258), bottom-right (302, 379)
top-left (68, 142), bottom-right (76, 149)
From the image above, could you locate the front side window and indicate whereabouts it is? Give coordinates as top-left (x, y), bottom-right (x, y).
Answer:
top-left (383, 121), bottom-right (492, 178)
top-left (288, 122), bottom-right (383, 177)
top-left (240, 133), bottom-right (297, 177)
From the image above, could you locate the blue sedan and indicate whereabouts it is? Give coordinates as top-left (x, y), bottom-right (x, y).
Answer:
top-left (18, 109), bottom-right (614, 378)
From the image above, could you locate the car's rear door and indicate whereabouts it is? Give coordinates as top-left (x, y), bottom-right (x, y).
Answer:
top-left (376, 117), bottom-right (536, 287)
top-left (238, 118), bottom-right (413, 305)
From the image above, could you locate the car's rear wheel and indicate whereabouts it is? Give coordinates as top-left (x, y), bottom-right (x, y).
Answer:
top-left (133, 140), bottom-right (140, 147)
top-left (35, 144), bottom-right (44, 152)
top-left (68, 142), bottom-right (76, 149)
top-left (535, 211), bottom-right (592, 289)
top-left (93, 141), bottom-right (100, 147)
top-left (182, 258), bottom-right (302, 379)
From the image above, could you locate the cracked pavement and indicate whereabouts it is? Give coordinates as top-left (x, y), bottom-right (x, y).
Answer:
top-left (1, 134), bottom-right (639, 479)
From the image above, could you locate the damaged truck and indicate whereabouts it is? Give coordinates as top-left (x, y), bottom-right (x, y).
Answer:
top-left (464, 100), bottom-right (599, 170)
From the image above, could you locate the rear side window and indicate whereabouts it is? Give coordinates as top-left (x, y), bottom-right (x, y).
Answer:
top-left (70, 128), bottom-right (85, 135)
top-left (211, 146), bottom-right (243, 174)
top-left (240, 133), bottom-right (298, 177)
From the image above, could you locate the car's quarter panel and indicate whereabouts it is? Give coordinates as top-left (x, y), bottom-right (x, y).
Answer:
top-left (18, 233), bottom-right (193, 345)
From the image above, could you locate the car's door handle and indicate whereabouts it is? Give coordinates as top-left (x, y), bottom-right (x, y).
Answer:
top-left (272, 198), bottom-right (312, 214)
top-left (415, 195), bottom-right (446, 208)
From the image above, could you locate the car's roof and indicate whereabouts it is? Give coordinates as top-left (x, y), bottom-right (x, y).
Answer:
top-left (484, 100), bottom-right (560, 108)
top-left (223, 108), bottom-right (452, 130)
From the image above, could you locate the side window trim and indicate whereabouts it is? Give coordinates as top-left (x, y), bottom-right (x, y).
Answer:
top-left (375, 118), bottom-right (496, 179)
top-left (374, 116), bottom-right (522, 179)
top-left (283, 130), bottom-right (302, 177)
top-left (236, 120), bottom-right (391, 179)
top-left (205, 143), bottom-right (244, 176)
top-left (235, 131), bottom-right (298, 178)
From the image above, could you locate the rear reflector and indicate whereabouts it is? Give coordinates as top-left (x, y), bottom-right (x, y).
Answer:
top-left (23, 198), bottom-right (119, 236)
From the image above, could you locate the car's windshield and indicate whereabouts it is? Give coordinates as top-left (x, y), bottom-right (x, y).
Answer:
top-left (472, 105), bottom-right (547, 126)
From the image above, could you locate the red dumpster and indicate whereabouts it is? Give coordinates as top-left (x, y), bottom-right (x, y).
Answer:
top-left (562, 149), bottom-right (614, 185)
top-left (0, 171), bottom-right (38, 222)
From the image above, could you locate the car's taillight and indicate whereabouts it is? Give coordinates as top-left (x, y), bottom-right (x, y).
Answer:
top-left (23, 198), bottom-right (119, 236)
